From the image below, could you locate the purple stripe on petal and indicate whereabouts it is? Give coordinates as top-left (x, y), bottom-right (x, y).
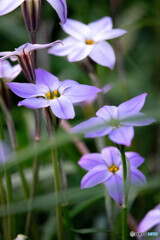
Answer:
top-left (101, 147), bottom-right (121, 167)
top-left (109, 126), bottom-right (134, 146)
top-left (46, 0), bottom-right (67, 24)
top-left (131, 167), bottom-right (146, 186)
top-left (121, 112), bottom-right (155, 126)
top-left (96, 105), bottom-right (118, 121)
top-left (18, 98), bottom-right (50, 109)
top-left (78, 153), bottom-right (106, 171)
top-left (81, 165), bottom-right (111, 189)
top-left (125, 152), bottom-right (144, 168)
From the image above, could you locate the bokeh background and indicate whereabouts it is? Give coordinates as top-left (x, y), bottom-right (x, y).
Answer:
top-left (0, 0), bottom-right (160, 239)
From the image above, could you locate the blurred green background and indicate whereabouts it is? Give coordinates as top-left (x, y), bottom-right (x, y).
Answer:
top-left (0, 0), bottom-right (160, 239)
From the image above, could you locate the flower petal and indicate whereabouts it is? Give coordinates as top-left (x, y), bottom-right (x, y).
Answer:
top-left (118, 93), bottom-right (147, 118)
top-left (78, 153), bottom-right (106, 171)
top-left (48, 37), bottom-right (77, 56)
top-left (58, 79), bottom-right (79, 94)
top-left (35, 68), bottom-right (60, 91)
top-left (96, 105), bottom-right (118, 121)
top-left (105, 174), bottom-right (123, 205)
top-left (94, 29), bottom-right (127, 42)
top-left (121, 112), bottom-right (156, 126)
top-left (24, 41), bottom-right (62, 53)
top-left (101, 147), bottom-right (121, 167)
top-left (18, 98), bottom-right (50, 109)
top-left (46, 0), bottom-right (67, 24)
top-left (7, 82), bottom-right (47, 98)
top-left (88, 17), bottom-right (113, 38)
top-left (138, 205), bottom-right (160, 233)
top-left (0, 0), bottom-right (24, 15)
top-left (89, 41), bottom-right (115, 69)
top-left (50, 96), bottom-right (75, 119)
top-left (109, 126), bottom-right (134, 146)
top-left (125, 152), bottom-right (144, 168)
top-left (71, 117), bottom-right (113, 138)
top-left (62, 19), bottom-right (90, 40)
top-left (68, 43), bottom-right (93, 62)
top-left (81, 165), bottom-right (111, 188)
top-left (131, 166), bottom-right (146, 186)
top-left (63, 84), bottom-right (101, 103)
top-left (0, 61), bottom-right (21, 81)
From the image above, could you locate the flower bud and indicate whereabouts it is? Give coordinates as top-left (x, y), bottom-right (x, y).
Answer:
top-left (21, 0), bottom-right (41, 33)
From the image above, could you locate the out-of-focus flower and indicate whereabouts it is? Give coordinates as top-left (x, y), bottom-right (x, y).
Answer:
top-left (0, 41), bottom-right (61, 83)
top-left (72, 93), bottom-right (155, 146)
top-left (0, 0), bottom-right (67, 24)
top-left (7, 68), bottom-right (101, 119)
top-left (138, 204), bottom-right (160, 232)
top-left (79, 146), bottom-right (146, 204)
top-left (0, 60), bottom-right (21, 82)
top-left (49, 17), bottom-right (127, 69)
top-left (0, 141), bottom-right (11, 164)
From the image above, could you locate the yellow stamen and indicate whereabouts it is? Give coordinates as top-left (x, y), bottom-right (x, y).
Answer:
top-left (85, 39), bottom-right (95, 45)
top-left (109, 165), bottom-right (119, 174)
top-left (46, 90), bottom-right (60, 100)
top-left (46, 92), bottom-right (51, 99)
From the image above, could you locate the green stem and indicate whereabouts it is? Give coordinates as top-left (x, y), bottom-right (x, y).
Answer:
top-left (119, 145), bottom-right (128, 240)
top-left (51, 133), bottom-right (63, 240)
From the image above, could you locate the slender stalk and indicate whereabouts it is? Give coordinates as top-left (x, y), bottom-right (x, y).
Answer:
top-left (119, 145), bottom-right (128, 240)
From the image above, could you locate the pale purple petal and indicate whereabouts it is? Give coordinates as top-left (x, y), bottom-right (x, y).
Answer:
top-left (10, 64), bottom-right (22, 81)
top-left (96, 105), bottom-right (118, 121)
top-left (0, 61), bottom-right (21, 81)
top-left (81, 165), bottom-right (111, 188)
top-left (109, 126), bottom-right (134, 146)
top-left (138, 205), bottom-right (160, 233)
top-left (105, 174), bottom-right (123, 205)
top-left (63, 84), bottom-right (101, 103)
top-left (24, 41), bottom-right (62, 53)
top-left (0, 52), bottom-right (17, 61)
top-left (35, 68), bottom-right (60, 91)
top-left (58, 79), bottom-right (79, 94)
top-left (48, 37), bottom-right (77, 56)
top-left (62, 19), bottom-right (90, 40)
top-left (18, 98), bottom-right (50, 109)
top-left (78, 153), bottom-right (106, 171)
top-left (46, 0), bottom-right (67, 24)
top-left (118, 93), bottom-right (147, 118)
top-left (101, 147), bottom-right (121, 167)
top-left (131, 167), bottom-right (146, 186)
top-left (50, 96), bottom-right (75, 119)
top-left (94, 29), bottom-right (127, 42)
top-left (88, 17), bottom-right (113, 39)
top-left (68, 43), bottom-right (93, 62)
top-left (71, 117), bottom-right (113, 137)
top-left (89, 41), bottom-right (116, 69)
top-left (0, 0), bottom-right (24, 15)
top-left (7, 82), bottom-right (47, 98)
top-left (125, 152), bottom-right (144, 168)
top-left (121, 112), bottom-right (155, 126)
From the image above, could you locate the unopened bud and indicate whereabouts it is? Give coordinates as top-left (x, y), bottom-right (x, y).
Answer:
top-left (21, 0), bottom-right (41, 33)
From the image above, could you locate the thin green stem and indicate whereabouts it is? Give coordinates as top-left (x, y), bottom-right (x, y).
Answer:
top-left (119, 145), bottom-right (128, 240)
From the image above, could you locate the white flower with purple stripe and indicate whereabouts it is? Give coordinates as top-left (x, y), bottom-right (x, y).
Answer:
top-left (79, 146), bottom-right (146, 205)
top-left (7, 68), bottom-right (101, 119)
top-left (72, 93), bottom-right (155, 146)
top-left (49, 17), bottom-right (127, 69)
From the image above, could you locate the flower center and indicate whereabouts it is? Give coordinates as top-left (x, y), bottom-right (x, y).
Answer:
top-left (85, 39), bottom-right (95, 45)
top-left (46, 90), bottom-right (60, 100)
top-left (108, 165), bottom-right (119, 174)
top-left (111, 118), bottom-right (120, 128)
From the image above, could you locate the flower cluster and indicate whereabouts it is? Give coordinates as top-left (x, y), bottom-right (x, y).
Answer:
top-left (79, 146), bottom-right (146, 204)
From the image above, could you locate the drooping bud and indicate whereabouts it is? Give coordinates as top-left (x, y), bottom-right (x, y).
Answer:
top-left (21, 0), bottom-right (41, 33)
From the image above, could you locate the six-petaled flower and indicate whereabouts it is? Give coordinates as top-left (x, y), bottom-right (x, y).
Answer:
top-left (7, 68), bottom-right (101, 119)
top-left (71, 93), bottom-right (155, 146)
top-left (49, 17), bottom-right (127, 69)
top-left (78, 146), bottom-right (146, 204)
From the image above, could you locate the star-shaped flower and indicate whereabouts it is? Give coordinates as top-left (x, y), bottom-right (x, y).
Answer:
top-left (72, 93), bottom-right (155, 146)
top-left (0, 41), bottom-right (61, 83)
top-left (0, 60), bottom-right (21, 82)
top-left (79, 146), bottom-right (146, 204)
top-left (0, 0), bottom-right (67, 24)
top-left (7, 68), bottom-right (101, 119)
top-left (49, 17), bottom-right (127, 69)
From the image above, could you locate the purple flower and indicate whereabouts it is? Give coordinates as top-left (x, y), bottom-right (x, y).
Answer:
top-left (7, 68), bottom-right (101, 119)
top-left (72, 93), bottom-right (155, 146)
top-left (79, 146), bottom-right (146, 204)
top-left (138, 204), bottom-right (160, 239)
top-left (49, 17), bottom-right (127, 69)
top-left (0, 60), bottom-right (21, 82)
top-left (0, 41), bottom-right (61, 83)
top-left (0, 0), bottom-right (67, 24)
